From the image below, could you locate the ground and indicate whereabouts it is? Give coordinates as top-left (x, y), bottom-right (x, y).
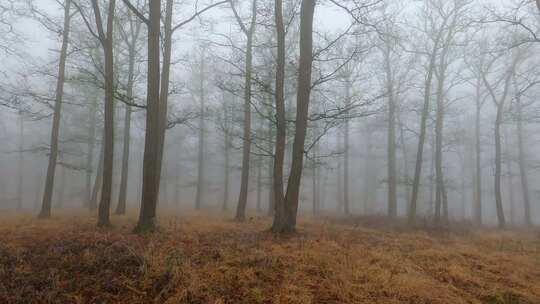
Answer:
top-left (1, 211), bottom-right (540, 304)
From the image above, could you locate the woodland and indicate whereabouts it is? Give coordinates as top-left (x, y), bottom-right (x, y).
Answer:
top-left (1, 0), bottom-right (540, 303)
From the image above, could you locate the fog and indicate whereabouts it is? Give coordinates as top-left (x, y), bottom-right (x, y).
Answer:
top-left (1, 0), bottom-right (540, 229)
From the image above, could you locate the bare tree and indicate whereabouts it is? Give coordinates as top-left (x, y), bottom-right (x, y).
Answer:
top-left (272, 0), bottom-right (316, 233)
top-left (116, 6), bottom-right (142, 215)
top-left (232, 0), bottom-right (258, 222)
top-left (38, 0), bottom-right (72, 219)
top-left (481, 47), bottom-right (522, 228)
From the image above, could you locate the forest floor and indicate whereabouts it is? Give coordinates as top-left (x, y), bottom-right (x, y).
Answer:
top-left (1, 210), bottom-right (540, 304)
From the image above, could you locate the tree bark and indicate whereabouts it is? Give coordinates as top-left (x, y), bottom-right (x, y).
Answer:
top-left (235, 0), bottom-right (258, 221)
top-left (273, 0), bottom-right (316, 233)
top-left (271, 0), bottom-right (286, 229)
top-left (97, 0), bottom-right (117, 228)
top-left (39, 0), bottom-right (71, 219)
top-left (154, 0), bottom-right (173, 207)
top-left (135, 0), bottom-right (161, 232)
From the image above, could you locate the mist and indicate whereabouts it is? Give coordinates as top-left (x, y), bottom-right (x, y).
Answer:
top-left (1, 0), bottom-right (540, 303)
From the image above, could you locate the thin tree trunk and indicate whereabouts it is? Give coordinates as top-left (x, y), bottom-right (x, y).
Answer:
top-left (337, 130), bottom-right (343, 212)
top-left (39, 0), bottom-right (71, 219)
top-left (223, 127), bottom-right (230, 211)
top-left (175, 156), bottom-right (180, 213)
top-left (267, 115), bottom-right (275, 216)
top-left (398, 114), bottom-right (411, 208)
top-left (85, 95), bottom-right (98, 208)
top-left (235, 0), bottom-right (258, 221)
top-left (17, 110), bottom-right (24, 210)
top-left (195, 55), bottom-right (205, 210)
top-left (312, 166), bottom-right (317, 216)
top-left (434, 75), bottom-right (446, 225)
top-left (343, 81), bottom-right (351, 216)
top-left (474, 83), bottom-right (482, 224)
top-left (409, 58), bottom-right (435, 225)
top-left (408, 20), bottom-right (447, 225)
top-left (516, 95), bottom-right (532, 226)
top-left (505, 137), bottom-right (515, 225)
top-left (494, 104), bottom-right (506, 228)
top-left (116, 18), bottom-right (139, 215)
top-left (90, 144), bottom-right (104, 211)
top-left (385, 49), bottom-right (397, 218)
top-left (256, 155), bottom-right (262, 212)
top-left (57, 159), bottom-right (66, 208)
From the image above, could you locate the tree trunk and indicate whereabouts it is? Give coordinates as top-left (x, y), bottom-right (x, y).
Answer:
top-left (408, 50), bottom-right (436, 225)
top-left (494, 104), bottom-right (506, 228)
top-left (408, 20), bottom-right (447, 225)
top-left (343, 80), bottom-right (351, 216)
top-left (135, 0), bottom-right (161, 232)
top-left (256, 155), bottom-right (262, 213)
top-left (267, 115), bottom-right (275, 216)
top-left (57, 157), bottom-right (66, 208)
top-left (85, 95), bottom-right (98, 208)
top-left (39, 0), bottom-right (71, 219)
top-left (235, 0), bottom-right (258, 221)
top-left (271, 0), bottom-right (286, 228)
top-left (90, 144), bottom-right (104, 211)
top-left (273, 0), bottom-right (316, 233)
top-left (337, 130), bottom-right (344, 212)
top-left (516, 95), bottom-right (531, 225)
top-left (505, 135), bottom-right (515, 225)
top-left (474, 84), bottom-right (482, 224)
top-left (154, 0), bottom-right (173, 207)
top-left (116, 40), bottom-right (136, 215)
top-left (398, 114), bottom-right (411, 208)
top-left (175, 156), bottom-right (180, 213)
top-left (97, 0), bottom-right (117, 228)
top-left (385, 49), bottom-right (397, 218)
top-left (223, 127), bottom-right (230, 211)
top-left (434, 73), bottom-right (446, 225)
top-left (17, 110), bottom-right (24, 210)
top-left (195, 54), bottom-right (205, 210)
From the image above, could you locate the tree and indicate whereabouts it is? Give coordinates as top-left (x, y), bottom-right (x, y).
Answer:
top-left (271, 0), bottom-right (286, 229)
top-left (408, 0), bottom-right (456, 225)
top-left (272, 0), bottom-right (316, 233)
top-left (38, 0), bottom-right (72, 219)
top-left (116, 6), bottom-right (142, 215)
top-left (480, 47), bottom-right (522, 228)
top-left (232, 0), bottom-right (258, 222)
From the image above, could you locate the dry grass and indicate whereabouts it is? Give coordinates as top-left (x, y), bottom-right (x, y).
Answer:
top-left (1, 210), bottom-right (540, 304)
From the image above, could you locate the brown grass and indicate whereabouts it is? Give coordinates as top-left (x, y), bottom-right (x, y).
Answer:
top-left (1, 210), bottom-right (539, 304)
